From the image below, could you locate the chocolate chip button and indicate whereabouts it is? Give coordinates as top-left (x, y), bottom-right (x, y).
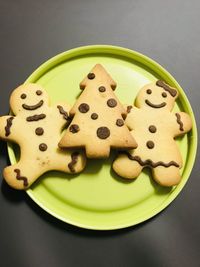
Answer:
top-left (107, 98), bottom-right (117, 108)
top-left (39, 143), bottom-right (47, 151)
top-left (146, 141), bottom-right (154, 149)
top-left (69, 124), bottom-right (80, 133)
top-left (116, 119), bottom-right (124, 127)
top-left (91, 113), bottom-right (98, 120)
top-left (87, 73), bottom-right (95, 79)
top-left (148, 125), bottom-right (157, 133)
top-left (146, 89), bottom-right (152, 94)
top-left (78, 103), bottom-right (90, 113)
top-left (35, 127), bottom-right (44, 135)
top-left (98, 86), bottom-right (106, 92)
top-left (97, 127), bottom-right (110, 139)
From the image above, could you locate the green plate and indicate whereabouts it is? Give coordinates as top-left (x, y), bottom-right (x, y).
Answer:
top-left (8, 45), bottom-right (197, 230)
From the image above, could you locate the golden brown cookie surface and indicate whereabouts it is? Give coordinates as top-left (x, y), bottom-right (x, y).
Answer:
top-left (0, 83), bottom-right (86, 190)
top-left (59, 64), bottom-right (137, 158)
top-left (113, 81), bottom-right (192, 186)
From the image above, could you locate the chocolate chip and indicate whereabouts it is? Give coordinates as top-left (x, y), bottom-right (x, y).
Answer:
top-left (87, 73), bottom-right (95, 79)
top-left (107, 98), bottom-right (117, 108)
top-left (98, 86), bottom-right (106, 92)
top-left (127, 105), bottom-right (132, 113)
top-left (35, 127), bottom-right (44, 135)
top-left (91, 113), bottom-right (98, 120)
top-left (21, 94), bottom-right (26, 99)
top-left (116, 119), bottom-right (124, 127)
top-left (97, 127), bottom-right (110, 139)
top-left (146, 89), bottom-right (152, 94)
top-left (148, 125), bottom-right (157, 133)
top-left (36, 90), bottom-right (42, 95)
top-left (69, 124), bottom-right (80, 133)
top-left (122, 113), bottom-right (126, 120)
top-left (39, 143), bottom-right (47, 151)
top-left (146, 141), bottom-right (154, 149)
top-left (78, 103), bottom-right (90, 113)
top-left (162, 92), bottom-right (167, 98)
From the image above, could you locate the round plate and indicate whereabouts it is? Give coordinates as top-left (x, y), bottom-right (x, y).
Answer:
top-left (8, 45), bottom-right (197, 230)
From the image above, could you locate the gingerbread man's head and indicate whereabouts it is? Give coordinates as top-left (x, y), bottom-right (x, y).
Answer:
top-left (10, 83), bottom-right (50, 115)
top-left (136, 81), bottom-right (178, 111)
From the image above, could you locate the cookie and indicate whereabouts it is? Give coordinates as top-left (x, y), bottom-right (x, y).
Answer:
top-left (0, 83), bottom-right (86, 190)
top-left (113, 80), bottom-right (192, 186)
top-left (59, 64), bottom-right (137, 158)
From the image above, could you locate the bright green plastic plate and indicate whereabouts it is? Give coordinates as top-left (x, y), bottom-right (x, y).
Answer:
top-left (8, 45), bottom-right (197, 230)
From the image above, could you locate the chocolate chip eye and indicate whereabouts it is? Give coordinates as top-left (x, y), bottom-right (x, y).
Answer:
top-left (36, 90), bottom-right (42, 95)
top-left (146, 89), bottom-right (152, 94)
top-left (21, 93), bottom-right (26, 99)
top-left (162, 92), bottom-right (167, 98)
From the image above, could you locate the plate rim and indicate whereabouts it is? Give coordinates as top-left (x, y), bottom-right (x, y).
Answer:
top-left (8, 44), bottom-right (198, 230)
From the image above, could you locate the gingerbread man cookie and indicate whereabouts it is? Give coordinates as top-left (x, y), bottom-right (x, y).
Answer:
top-left (113, 80), bottom-right (192, 186)
top-left (0, 83), bottom-right (86, 190)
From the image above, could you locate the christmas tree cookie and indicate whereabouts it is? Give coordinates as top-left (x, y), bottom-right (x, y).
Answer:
top-left (0, 83), bottom-right (86, 189)
top-left (113, 81), bottom-right (192, 186)
top-left (59, 64), bottom-right (137, 158)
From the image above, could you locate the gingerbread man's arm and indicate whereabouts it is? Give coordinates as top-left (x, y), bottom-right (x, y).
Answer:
top-left (0, 115), bottom-right (19, 142)
top-left (125, 105), bottom-right (140, 131)
top-left (173, 112), bottom-right (192, 137)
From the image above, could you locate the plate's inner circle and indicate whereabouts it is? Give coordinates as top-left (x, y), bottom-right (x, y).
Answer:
top-left (8, 46), bottom-right (194, 229)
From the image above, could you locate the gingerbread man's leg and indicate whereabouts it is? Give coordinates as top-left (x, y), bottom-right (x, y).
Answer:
top-left (52, 150), bottom-right (86, 174)
top-left (113, 154), bottom-right (143, 179)
top-left (3, 159), bottom-right (44, 190)
top-left (152, 166), bottom-right (181, 187)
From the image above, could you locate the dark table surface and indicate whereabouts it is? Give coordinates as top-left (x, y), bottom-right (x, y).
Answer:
top-left (0, 1), bottom-right (199, 266)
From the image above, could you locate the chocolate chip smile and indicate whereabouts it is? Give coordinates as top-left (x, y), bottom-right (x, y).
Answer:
top-left (22, 100), bottom-right (44, 110)
top-left (145, 99), bottom-right (166, 108)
